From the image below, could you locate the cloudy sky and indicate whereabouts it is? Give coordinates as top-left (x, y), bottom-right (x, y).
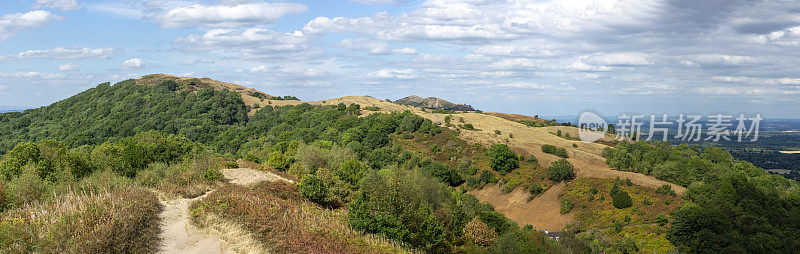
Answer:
top-left (1, 0), bottom-right (799, 118)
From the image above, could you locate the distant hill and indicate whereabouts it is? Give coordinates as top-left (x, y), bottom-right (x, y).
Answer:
top-left (394, 95), bottom-right (477, 111)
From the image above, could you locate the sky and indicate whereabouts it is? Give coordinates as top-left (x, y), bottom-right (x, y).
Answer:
top-left (0, 0), bottom-right (799, 118)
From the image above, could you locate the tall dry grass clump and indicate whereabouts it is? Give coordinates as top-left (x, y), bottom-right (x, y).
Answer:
top-left (0, 187), bottom-right (161, 253)
top-left (190, 181), bottom-right (415, 254)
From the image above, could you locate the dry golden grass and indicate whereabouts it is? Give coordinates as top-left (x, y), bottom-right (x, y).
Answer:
top-left (0, 187), bottom-right (161, 253)
top-left (191, 181), bottom-right (415, 254)
top-left (469, 183), bottom-right (574, 232)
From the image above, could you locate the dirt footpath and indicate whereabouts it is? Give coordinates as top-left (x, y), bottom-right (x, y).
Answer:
top-left (158, 193), bottom-right (231, 254)
top-left (157, 168), bottom-right (291, 254)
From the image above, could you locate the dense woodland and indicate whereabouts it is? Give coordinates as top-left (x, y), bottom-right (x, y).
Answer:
top-left (604, 141), bottom-right (800, 252)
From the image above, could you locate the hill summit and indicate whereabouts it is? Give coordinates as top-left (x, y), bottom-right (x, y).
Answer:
top-left (394, 95), bottom-right (476, 111)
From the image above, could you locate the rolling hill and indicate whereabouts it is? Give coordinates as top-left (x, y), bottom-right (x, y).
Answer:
top-left (394, 95), bottom-right (477, 111)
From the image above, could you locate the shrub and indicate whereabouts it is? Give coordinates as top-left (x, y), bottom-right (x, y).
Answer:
top-left (223, 161), bottom-right (239, 168)
top-left (466, 176), bottom-right (481, 188)
top-left (656, 184), bottom-right (676, 196)
top-left (541, 144), bottom-right (568, 158)
top-left (202, 168), bottom-right (224, 181)
top-left (572, 143), bottom-right (578, 148)
top-left (0, 179), bottom-right (6, 211)
top-left (610, 183), bottom-right (633, 209)
top-left (299, 174), bottom-right (327, 205)
top-left (444, 115), bottom-right (452, 124)
top-left (479, 211), bottom-right (514, 235)
top-left (560, 198), bottom-right (574, 214)
top-left (495, 130), bottom-right (502, 135)
top-left (430, 144), bottom-right (441, 154)
top-left (480, 169), bottom-right (497, 184)
top-left (421, 161), bottom-right (464, 187)
top-left (529, 183), bottom-right (544, 195)
top-left (461, 123), bottom-right (476, 130)
top-left (464, 217), bottom-right (497, 246)
top-left (488, 144), bottom-right (518, 175)
top-left (525, 154), bottom-right (538, 164)
top-left (490, 229), bottom-right (558, 253)
top-left (335, 159), bottom-right (363, 186)
top-left (547, 159), bottom-right (575, 182)
top-left (268, 151), bottom-right (289, 171)
top-left (501, 182), bottom-right (518, 193)
top-left (5, 165), bottom-right (47, 207)
top-left (456, 159), bottom-right (476, 177)
top-left (655, 214), bottom-right (669, 226)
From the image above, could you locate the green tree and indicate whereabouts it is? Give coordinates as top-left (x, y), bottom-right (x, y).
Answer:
top-left (547, 159), bottom-right (575, 182)
top-left (488, 144), bottom-right (518, 175)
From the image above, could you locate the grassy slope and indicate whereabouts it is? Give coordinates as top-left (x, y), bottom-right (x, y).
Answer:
top-left (241, 89), bottom-right (687, 234)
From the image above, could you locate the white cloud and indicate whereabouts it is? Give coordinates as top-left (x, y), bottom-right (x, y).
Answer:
top-left (14, 47), bottom-right (113, 59)
top-left (175, 28), bottom-right (313, 59)
top-left (121, 58), bottom-right (146, 69)
top-left (32, 0), bottom-right (81, 11)
top-left (0, 71), bottom-right (64, 79)
top-left (689, 54), bottom-right (762, 67)
top-left (179, 58), bottom-right (215, 65)
top-left (0, 10), bottom-right (61, 41)
top-left (712, 76), bottom-right (800, 85)
top-left (350, 0), bottom-right (408, 5)
top-left (250, 65), bottom-right (328, 77)
top-left (392, 47), bottom-right (418, 55)
top-left (160, 2), bottom-right (307, 28)
top-left (58, 63), bottom-right (80, 71)
top-left (570, 61), bottom-right (611, 72)
top-left (339, 38), bottom-right (391, 55)
top-left (368, 69), bottom-right (417, 79)
top-left (494, 82), bottom-right (549, 89)
top-left (584, 53), bottom-right (652, 66)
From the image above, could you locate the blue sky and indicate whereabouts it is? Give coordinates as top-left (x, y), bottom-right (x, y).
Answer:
top-left (1, 0), bottom-right (799, 118)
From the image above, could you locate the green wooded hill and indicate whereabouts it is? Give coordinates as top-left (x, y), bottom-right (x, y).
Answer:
top-left (0, 79), bottom-right (248, 155)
